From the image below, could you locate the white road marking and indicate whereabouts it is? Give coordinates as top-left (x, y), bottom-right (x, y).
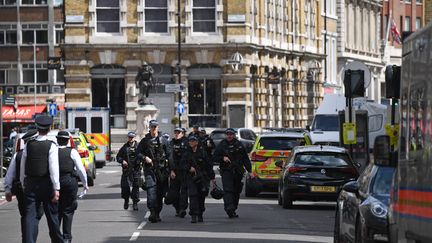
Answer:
top-left (134, 198), bottom-right (334, 206)
top-left (144, 211), bottom-right (150, 219)
top-left (97, 170), bottom-right (119, 174)
top-left (129, 232), bottom-right (140, 241)
top-left (136, 211), bottom-right (150, 230)
top-left (97, 183), bottom-right (112, 186)
top-left (138, 230), bottom-right (333, 242)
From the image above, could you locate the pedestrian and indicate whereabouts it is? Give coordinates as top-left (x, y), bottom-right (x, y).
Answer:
top-left (56, 131), bottom-right (88, 243)
top-left (198, 127), bottom-right (215, 158)
top-left (183, 135), bottom-right (215, 223)
top-left (136, 120), bottom-right (171, 223)
top-left (116, 131), bottom-right (141, 210)
top-left (168, 127), bottom-right (189, 218)
top-left (19, 115), bottom-right (64, 243)
top-left (213, 128), bottom-right (255, 218)
top-left (4, 129), bottom-right (43, 242)
top-left (9, 126), bottom-right (18, 140)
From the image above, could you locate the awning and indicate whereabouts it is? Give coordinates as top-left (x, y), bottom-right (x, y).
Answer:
top-left (2, 105), bottom-right (46, 122)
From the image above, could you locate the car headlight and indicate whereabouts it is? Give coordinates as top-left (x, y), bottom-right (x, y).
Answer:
top-left (371, 201), bottom-right (388, 218)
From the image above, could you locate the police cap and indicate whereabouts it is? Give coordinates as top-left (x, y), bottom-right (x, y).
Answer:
top-left (22, 129), bottom-right (38, 142)
top-left (174, 127), bottom-right (183, 133)
top-left (193, 124), bottom-right (200, 129)
top-left (225, 128), bottom-right (236, 134)
top-left (127, 131), bottom-right (136, 138)
top-left (56, 131), bottom-right (70, 139)
top-left (188, 135), bottom-right (199, 142)
top-left (35, 115), bottom-right (53, 129)
top-left (199, 127), bottom-right (206, 133)
top-left (149, 119), bottom-right (159, 127)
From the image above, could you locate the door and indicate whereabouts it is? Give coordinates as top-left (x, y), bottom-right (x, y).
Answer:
top-left (149, 93), bottom-right (175, 134)
top-left (229, 105), bottom-right (245, 128)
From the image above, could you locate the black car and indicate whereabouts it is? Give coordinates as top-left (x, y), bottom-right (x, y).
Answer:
top-left (210, 128), bottom-right (257, 153)
top-left (276, 145), bottom-right (360, 209)
top-left (334, 163), bottom-right (395, 243)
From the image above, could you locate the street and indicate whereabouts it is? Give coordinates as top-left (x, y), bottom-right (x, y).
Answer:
top-left (0, 163), bottom-right (335, 243)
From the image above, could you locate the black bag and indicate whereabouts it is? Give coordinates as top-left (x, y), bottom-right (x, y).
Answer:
top-left (164, 187), bottom-right (179, 205)
top-left (210, 183), bottom-right (224, 200)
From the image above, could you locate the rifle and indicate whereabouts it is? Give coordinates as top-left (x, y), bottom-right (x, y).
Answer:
top-left (223, 148), bottom-right (245, 175)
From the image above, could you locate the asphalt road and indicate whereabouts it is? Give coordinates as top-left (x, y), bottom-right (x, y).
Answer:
top-left (0, 163), bottom-right (336, 243)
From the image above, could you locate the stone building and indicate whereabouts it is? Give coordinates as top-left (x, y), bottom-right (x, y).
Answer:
top-left (63, 0), bottom-right (325, 140)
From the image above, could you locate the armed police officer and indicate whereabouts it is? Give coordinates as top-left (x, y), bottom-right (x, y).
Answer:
top-left (182, 135), bottom-right (215, 223)
top-left (213, 128), bottom-right (254, 218)
top-left (20, 115), bottom-right (64, 243)
top-left (168, 127), bottom-right (189, 218)
top-left (4, 129), bottom-right (42, 242)
top-left (116, 132), bottom-right (140, 210)
top-left (56, 131), bottom-right (88, 243)
top-left (136, 120), bottom-right (171, 223)
top-left (198, 127), bottom-right (215, 158)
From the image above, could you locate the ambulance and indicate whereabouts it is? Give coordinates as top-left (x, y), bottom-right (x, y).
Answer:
top-left (66, 107), bottom-right (110, 168)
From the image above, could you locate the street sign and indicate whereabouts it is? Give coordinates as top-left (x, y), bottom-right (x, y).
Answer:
top-left (177, 102), bottom-right (185, 114)
top-left (4, 95), bottom-right (15, 106)
top-left (48, 103), bottom-right (57, 116)
top-left (165, 84), bottom-right (186, 93)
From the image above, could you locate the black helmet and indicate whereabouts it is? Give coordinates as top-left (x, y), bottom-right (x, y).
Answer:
top-left (246, 177), bottom-right (263, 195)
top-left (164, 190), bottom-right (178, 205)
top-left (210, 184), bottom-right (224, 200)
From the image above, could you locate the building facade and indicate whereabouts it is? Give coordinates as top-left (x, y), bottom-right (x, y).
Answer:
top-left (0, 0), bottom-right (64, 128)
top-left (336, 0), bottom-right (383, 102)
top-left (63, 0), bottom-right (325, 139)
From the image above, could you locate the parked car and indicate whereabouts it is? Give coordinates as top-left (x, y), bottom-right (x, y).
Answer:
top-left (245, 131), bottom-right (311, 197)
top-left (334, 163), bottom-right (394, 243)
top-left (210, 128), bottom-right (257, 153)
top-left (276, 145), bottom-right (360, 209)
top-left (48, 129), bottom-right (97, 187)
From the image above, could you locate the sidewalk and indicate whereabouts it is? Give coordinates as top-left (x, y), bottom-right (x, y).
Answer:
top-left (0, 179), bottom-right (5, 202)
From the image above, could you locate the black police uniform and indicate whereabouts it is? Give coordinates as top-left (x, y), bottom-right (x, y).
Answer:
top-left (136, 131), bottom-right (171, 223)
top-left (199, 134), bottom-right (215, 158)
top-left (117, 140), bottom-right (141, 209)
top-left (182, 142), bottom-right (215, 223)
top-left (213, 135), bottom-right (252, 218)
top-left (20, 116), bottom-right (64, 243)
top-left (168, 135), bottom-right (189, 216)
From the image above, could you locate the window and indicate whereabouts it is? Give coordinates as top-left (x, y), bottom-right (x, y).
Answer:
top-left (21, 0), bottom-right (47, 4)
top-left (294, 152), bottom-right (350, 166)
top-left (55, 29), bottom-right (64, 44)
top-left (144, 0), bottom-right (168, 33)
top-left (22, 30), bottom-right (48, 44)
top-left (416, 17), bottom-right (421, 30)
top-left (404, 16), bottom-right (411, 32)
top-left (75, 117), bottom-right (87, 133)
top-left (56, 69), bottom-right (64, 83)
top-left (22, 69), bottom-right (48, 83)
top-left (416, 0), bottom-right (422, 3)
top-left (322, 0), bottom-right (336, 16)
top-left (192, 0), bottom-right (216, 32)
top-left (96, 0), bottom-right (120, 33)
top-left (0, 70), bottom-right (5, 84)
top-left (0, 0), bottom-right (17, 5)
top-left (1, 31), bottom-right (17, 45)
top-left (259, 137), bottom-right (306, 150)
top-left (91, 117), bottom-right (103, 133)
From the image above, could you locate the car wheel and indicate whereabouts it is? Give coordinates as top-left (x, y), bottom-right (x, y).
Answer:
top-left (282, 189), bottom-right (293, 209)
top-left (87, 174), bottom-right (95, 187)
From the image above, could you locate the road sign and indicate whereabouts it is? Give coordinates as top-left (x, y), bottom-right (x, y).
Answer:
top-left (48, 103), bottom-right (57, 116)
top-left (4, 95), bottom-right (15, 106)
top-left (177, 102), bottom-right (185, 114)
top-left (165, 84), bottom-right (186, 93)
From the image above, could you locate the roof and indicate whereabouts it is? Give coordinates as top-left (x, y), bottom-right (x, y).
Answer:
top-left (258, 132), bottom-right (306, 138)
top-left (293, 145), bottom-right (347, 154)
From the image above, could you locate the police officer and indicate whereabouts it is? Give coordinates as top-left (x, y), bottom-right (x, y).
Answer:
top-left (4, 129), bottom-right (42, 242)
top-left (213, 128), bottom-right (254, 218)
top-left (116, 131), bottom-right (140, 210)
top-left (188, 124), bottom-right (200, 138)
top-left (183, 135), bottom-right (215, 223)
top-left (198, 127), bottom-right (215, 158)
top-left (56, 131), bottom-right (88, 243)
top-left (168, 127), bottom-right (189, 217)
top-left (136, 120), bottom-right (171, 223)
top-left (20, 115), bottom-right (64, 243)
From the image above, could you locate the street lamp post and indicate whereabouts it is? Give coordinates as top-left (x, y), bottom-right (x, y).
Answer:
top-left (33, 42), bottom-right (37, 114)
top-left (177, 0), bottom-right (182, 128)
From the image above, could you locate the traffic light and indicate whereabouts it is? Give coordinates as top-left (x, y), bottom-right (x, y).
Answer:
top-left (344, 69), bottom-right (365, 98)
top-left (385, 65), bottom-right (400, 99)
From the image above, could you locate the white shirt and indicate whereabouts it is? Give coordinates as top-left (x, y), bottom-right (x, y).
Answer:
top-left (9, 131), bottom-right (17, 140)
top-left (59, 145), bottom-right (88, 189)
top-left (4, 153), bottom-right (18, 194)
top-left (20, 135), bottom-right (60, 191)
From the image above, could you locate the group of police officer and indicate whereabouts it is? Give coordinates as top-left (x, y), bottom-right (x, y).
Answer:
top-left (117, 121), bottom-right (254, 223)
top-left (4, 115), bottom-right (89, 243)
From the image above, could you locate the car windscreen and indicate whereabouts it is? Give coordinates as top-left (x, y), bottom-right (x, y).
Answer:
top-left (211, 132), bottom-right (226, 140)
top-left (258, 137), bottom-right (306, 150)
top-left (371, 167), bottom-right (394, 195)
top-left (311, 114), bottom-right (339, 131)
top-left (294, 152), bottom-right (350, 167)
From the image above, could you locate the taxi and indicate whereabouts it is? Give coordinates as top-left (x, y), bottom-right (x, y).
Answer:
top-left (246, 130), bottom-right (311, 197)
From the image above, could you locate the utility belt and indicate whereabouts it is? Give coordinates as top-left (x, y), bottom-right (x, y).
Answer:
top-left (60, 171), bottom-right (77, 178)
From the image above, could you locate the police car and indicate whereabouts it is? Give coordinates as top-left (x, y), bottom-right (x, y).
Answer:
top-left (246, 130), bottom-right (311, 197)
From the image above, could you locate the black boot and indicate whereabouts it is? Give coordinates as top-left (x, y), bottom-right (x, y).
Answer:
top-left (156, 211), bottom-right (161, 222)
top-left (191, 215), bottom-right (197, 223)
top-left (123, 199), bottom-right (129, 210)
top-left (133, 203), bottom-right (138, 211)
top-left (198, 214), bottom-right (203, 222)
top-left (178, 210), bottom-right (186, 218)
top-left (148, 209), bottom-right (157, 223)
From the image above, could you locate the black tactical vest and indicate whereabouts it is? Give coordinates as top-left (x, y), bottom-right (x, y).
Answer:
top-left (148, 135), bottom-right (167, 167)
top-left (25, 140), bottom-right (53, 177)
top-left (59, 147), bottom-right (75, 174)
top-left (171, 137), bottom-right (187, 162)
top-left (127, 141), bottom-right (137, 164)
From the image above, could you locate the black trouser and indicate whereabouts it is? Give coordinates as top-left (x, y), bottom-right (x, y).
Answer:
top-left (23, 177), bottom-right (64, 243)
top-left (187, 175), bottom-right (209, 216)
top-left (170, 170), bottom-right (188, 212)
top-left (58, 174), bottom-right (78, 241)
top-left (221, 170), bottom-right (243, 214)
top-left (121, 169), bottom-right (141, 203)
top-left (144, 168), bottom-right (168, 213)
